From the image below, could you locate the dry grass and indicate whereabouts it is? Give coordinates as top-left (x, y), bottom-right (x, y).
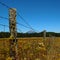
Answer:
top-left (0, 37), bottom-right (60, 60)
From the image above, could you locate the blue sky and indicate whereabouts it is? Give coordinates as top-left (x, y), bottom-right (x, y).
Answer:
top-left (0, 0), bottom-right (60, 33)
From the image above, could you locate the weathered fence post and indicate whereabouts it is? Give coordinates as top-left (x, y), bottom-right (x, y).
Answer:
top-left (9, 8), bottom-right (18, 60)
top-left (43, 30), bottom-right (46, 46)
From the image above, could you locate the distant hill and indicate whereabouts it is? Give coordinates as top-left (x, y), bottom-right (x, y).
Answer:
top-left (26, 30), bottom-right (36, 33)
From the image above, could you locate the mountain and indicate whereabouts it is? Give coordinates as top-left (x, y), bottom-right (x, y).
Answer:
top-left (26, 30), bottom-right (36, 33)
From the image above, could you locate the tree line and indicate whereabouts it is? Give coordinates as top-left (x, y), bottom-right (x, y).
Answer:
top-left (0, 32), bottom-right (60, 38)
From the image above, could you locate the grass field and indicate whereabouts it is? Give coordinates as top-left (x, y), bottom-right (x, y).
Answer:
top-left (0, 37), bottom-right (60, 60)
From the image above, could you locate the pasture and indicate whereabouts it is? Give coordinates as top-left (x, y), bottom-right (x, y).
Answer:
top-left (0, 37), bottom-right (60, 60)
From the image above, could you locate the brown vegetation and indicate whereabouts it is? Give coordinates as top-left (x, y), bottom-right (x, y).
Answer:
top-left (0, 37), bottom-right (60, 60)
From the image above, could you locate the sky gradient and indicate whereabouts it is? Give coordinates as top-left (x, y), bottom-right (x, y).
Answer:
top-left (0, 0), bottom-right (60, 33)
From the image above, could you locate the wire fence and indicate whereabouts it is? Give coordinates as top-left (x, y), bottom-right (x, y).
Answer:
top-left (0, 1), bottom-right (60, 60)
top-left (0, 1), bottom-right (36, 33)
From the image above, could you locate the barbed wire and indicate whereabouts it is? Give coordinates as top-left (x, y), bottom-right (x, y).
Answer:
top-left (0, 1), bottom-right (36, 32)
top-left (17, 22), bottom-right (31, 29)
top-left (0, 24), bottom-right (9, 27)
top-left (0, 16), bottom-right (34, 30)
top-left (17, 12), bottom-right (35, 31)
top-left (0, 23), bottom-right (23, 33)
top-left (0, 24), bottom-right (9, 32)
top-left (0, 16), bottom-right (8, 20)
top-left (17, 28), bottom-right (23, 33)
top-left (0, 1), bottom-right (10, 8)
